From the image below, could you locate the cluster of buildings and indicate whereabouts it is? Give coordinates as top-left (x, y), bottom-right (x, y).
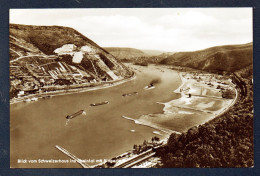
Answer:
top-left (10, 43), bottom-right (121, 99)
top-left (10, 55), bottom-right (96, 98)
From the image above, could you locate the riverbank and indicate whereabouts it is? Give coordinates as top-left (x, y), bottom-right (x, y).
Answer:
top-left (122, 69), bottom-right (237, 136)
top-left (10, 73), bottom-right (136, 105)
top-left (99, 67), bottom-right (237, 168)
top-left (155, 68), bottom-right (253, 168)
top-left (113, 69), bottom-right (238, 168)
top-left (171, 71), bottom-right (238, 125)
top-left (121, 115), bottom-right (181, 135)
top-left (148, 73), bottom-right (239, 168)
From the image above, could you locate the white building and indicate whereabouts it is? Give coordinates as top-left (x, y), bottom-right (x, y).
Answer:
top-left (81, 45), bottom-right (95, 53)
top-left (54, 44), bottom-right (77, 55)
top-left (72, 52), bottom-right (84, 63)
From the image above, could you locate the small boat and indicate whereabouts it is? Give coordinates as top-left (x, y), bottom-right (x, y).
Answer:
top-left (90, 101), bottom-right (109, 106)
top-left (122, 92), bottom-right (138, 97)
top-left (31, 97), bottom-right (38, 101)
top-left (144, 84), bottom-right (155, 90)
top-left (66, 110), bottom-right (84, 119)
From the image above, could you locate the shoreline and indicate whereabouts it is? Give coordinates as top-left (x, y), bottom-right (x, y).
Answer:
top-left (173, 70), bottom-right (185, 94)
top-left (164, 71), bottom-right (238, 129)
top-left (10, 73), bottom-right (136, 105)
top-left (121, 115), bottom-right (181, 135)
top-left (120, 65), bottom-right (185, 136)
top-left (110, 69), bottom-right (238, 168)
top-left (122, 70), bottom-right (237, 136)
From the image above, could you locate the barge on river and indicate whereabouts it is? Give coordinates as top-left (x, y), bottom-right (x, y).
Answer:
top-left (122, 92), bottom-right (138, 97)
top-left (66, 110), bottom-right (84, 119)
top-left (90, 101), bottom-right (109, 106)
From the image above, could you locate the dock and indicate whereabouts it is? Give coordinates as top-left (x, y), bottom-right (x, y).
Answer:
top-left (55, 145), bottom-right (90, 168)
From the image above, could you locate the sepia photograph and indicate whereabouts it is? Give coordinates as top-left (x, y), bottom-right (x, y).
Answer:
top-left (9, 8), bottom-right (253, 168)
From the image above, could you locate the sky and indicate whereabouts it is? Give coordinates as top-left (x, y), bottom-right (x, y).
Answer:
top-left (10, 8), bottom-right (252, 52)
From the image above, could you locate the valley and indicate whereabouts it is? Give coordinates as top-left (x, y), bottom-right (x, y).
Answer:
top-left (9, 24), bottom-right (253, 169)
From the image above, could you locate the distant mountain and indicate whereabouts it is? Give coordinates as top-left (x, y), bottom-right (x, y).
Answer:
top-left (9, 24), bottom-right (132, 99)
top-left (141, 49), bottom-right (167, 56)
top-left (105, 43), bottom-right (252, 73)
top-left (104, 47), bottom-right (171, 65)
top-left (104, 47), bottom-right (167, 59)
top-left (160, 43), bottom-right (253, 72)
top-left (104, 47), bottom-right (147, 60)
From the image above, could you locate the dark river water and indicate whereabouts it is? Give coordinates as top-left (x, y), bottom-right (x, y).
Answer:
top-left (10, 64), bottom-right (182, 168)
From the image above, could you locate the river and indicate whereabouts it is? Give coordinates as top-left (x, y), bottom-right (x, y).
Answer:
top-left (10, 64), bottom-right (183, 168)
top-left (10, 64), bottom-right (235, 168)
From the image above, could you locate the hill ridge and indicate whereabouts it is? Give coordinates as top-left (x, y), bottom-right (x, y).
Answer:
top-left (9, 24), bottom-right (132, 99)
top-left (159, 42), bottom-right (253, 72)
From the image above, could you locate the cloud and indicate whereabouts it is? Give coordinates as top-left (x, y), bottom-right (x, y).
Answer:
top-left (10, 8), bottom-right (252, 52)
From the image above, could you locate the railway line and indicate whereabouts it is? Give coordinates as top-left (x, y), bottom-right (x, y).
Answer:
top-left (114, 145), bottom-right (164, 168)
top-left (114, 148), bottom-right (154, 168)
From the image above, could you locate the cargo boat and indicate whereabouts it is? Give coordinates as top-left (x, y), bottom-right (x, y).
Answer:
top-left (66, 110), bottom-right (84, 119)
top-left (90, 101), bottom-right (109, 106)
top-left (122, 92), bottom-right (138, 97)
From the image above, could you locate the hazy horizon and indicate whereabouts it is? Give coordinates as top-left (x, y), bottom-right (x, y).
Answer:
top-left (10, 8), bottom-right (252, 52)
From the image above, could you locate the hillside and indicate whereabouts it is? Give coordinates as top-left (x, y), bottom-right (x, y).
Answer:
top-left (160, 43), bottom-right (253, 72)
top-left (106, 43), bottom-right (253, 73)
top-left (9, 24), bottom-right (132, 99)
top-left (104, 47), bottom-right (169, 64)
top-left (104, 47), bottom-right (148, 60)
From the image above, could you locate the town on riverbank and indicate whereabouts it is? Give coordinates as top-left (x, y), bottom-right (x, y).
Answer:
top-left (10, 71), bottom-right (135, 105)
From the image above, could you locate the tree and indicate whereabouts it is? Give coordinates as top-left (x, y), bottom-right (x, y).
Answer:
top-left (143, 140), bottom-right (148, 146)
top-left (167, 133), bottom-right (179, 150)
top-left (133, 144), bottom-right (137, 151)
top-left (152, 136), bottom-right (160, 143)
